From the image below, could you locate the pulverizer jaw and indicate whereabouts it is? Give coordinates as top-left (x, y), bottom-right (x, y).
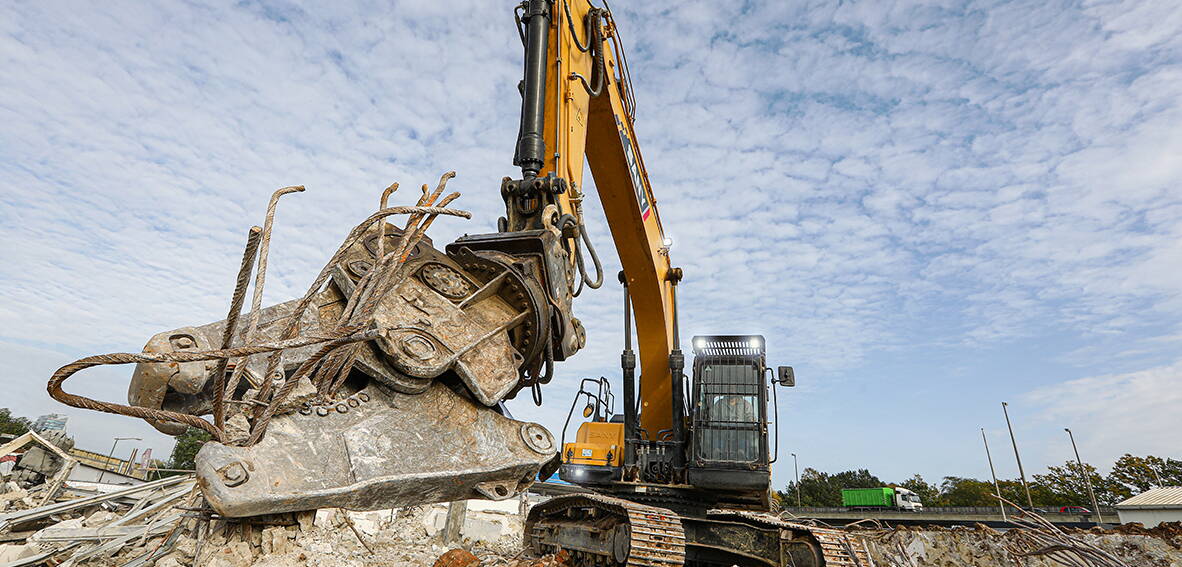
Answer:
top-left (196, 380), bottom-right (556, 517)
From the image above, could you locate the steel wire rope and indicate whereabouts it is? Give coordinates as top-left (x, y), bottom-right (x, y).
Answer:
top-left (49, 198), bottom-right (471, 445)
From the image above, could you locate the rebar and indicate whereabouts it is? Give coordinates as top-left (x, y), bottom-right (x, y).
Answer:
top-left (47, 178), bottom-right (471, 446)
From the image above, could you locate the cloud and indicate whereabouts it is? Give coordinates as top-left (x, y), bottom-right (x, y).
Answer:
top-left (1022, 361), bottom-right (1182, 470)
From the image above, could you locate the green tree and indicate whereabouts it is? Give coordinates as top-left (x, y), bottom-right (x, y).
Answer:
top-left (1108, 454), bottom-right (1182, 494)
top-left (899, 474), bottom-right (939, 505)
top-left (0, 408), bottom-right (31, 436)
top-left (992, 478), bottom-right (1059, 507)
top-left (164, 427), bottom-right (211, 476)
top-left (1034, 460), bottom-right (1128, 506)
top-left (937, 476), bottom-right (997, 506)
top-left (785, 468), bottom-right (882, 507)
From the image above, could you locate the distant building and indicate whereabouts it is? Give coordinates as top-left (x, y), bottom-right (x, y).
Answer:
top-left (1115, 486), bottom-right (1182, 528)
top-left (31, 413), bottom-right (68, 433)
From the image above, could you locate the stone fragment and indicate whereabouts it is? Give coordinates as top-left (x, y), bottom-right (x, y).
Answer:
top-left (83, 509), bottom-right (117, 527)
top-left (175, 534), bottom-right (197, 559)
top-left (225, 413), bottom-right (252, 445)
top-left (433, 548), bottom-right (479, 567)
top-left (261, 525), bottom-right (292, 555)
top-left (276, 376), bottom-right (318, 414)
top-left (155, 555), bottom-right (184, 567)
top-left (297, 510), bottom-right (315, 533)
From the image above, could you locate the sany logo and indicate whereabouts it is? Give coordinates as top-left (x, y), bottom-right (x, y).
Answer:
top-left (617, 119), bottom-right (651, 221)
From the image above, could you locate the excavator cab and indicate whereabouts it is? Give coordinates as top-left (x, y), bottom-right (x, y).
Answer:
top-left (558, 334), bottom-right (783, 509)
top-left (686, 335), bottom-right (770, 496)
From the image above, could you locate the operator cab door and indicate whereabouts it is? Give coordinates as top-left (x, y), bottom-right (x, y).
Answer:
top-left (687, 336), bottom-right (769, 497)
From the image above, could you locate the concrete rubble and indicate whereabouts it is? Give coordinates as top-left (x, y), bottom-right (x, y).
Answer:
top-left (0, 469), bottom-right (561, 567)
top-left (860, 523), bottom-right (1182, 567)
top-left (6, 461), bottom-right (1182, 567)
top-left (8, 431), bottom-right (74, 488)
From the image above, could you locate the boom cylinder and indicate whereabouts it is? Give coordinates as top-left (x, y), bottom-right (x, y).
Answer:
top-left (621, 273), bottom-right (638, 469)
top-left (515, 0), bottom-right (551, 178)
top-left (669, 280), bottom-right (685, 469)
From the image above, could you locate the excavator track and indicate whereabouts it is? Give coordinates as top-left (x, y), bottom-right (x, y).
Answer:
top-left (705, 510), bottom-right (874, 567)
top-left (528, 494), bottom-right (873, 567)
top-left (526, 493), bottom-right (686, 566)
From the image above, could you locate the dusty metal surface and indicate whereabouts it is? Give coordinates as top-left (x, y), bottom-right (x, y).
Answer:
top-left (197, 381), bottom-right (555, 517)
top-left (50, 175), bottom-right (585, 518)
top-left (122, 203), bottom-right (552, 426)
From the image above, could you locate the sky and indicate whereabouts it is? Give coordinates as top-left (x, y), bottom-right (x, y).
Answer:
top-left (1, 0), bottom-right (1179, 491)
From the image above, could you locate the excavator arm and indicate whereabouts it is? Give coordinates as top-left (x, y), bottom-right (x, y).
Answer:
top-left (49, 0), bottom-right (684, 518)
top-left (505, 0), bottom-right (682, 439)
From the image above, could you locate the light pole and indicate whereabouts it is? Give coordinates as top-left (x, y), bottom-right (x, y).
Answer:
top-left (791, 452), bottom-right (801, 507)
top-left (981, 428), bottom-right (1007, 521)
top-left (1001, 402), bottom-right (1034, 508)
top-left (1065, 428), bottom-right (1102, 526)
top-left (97, 437), bottom-right (141, 484)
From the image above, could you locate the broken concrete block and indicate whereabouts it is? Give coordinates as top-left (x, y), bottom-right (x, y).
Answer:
top-left (297, 510), bottom-right (315, 533)
top-left (0, 487), bottom-right (28, 503)
top-left (175, 534), bottom-right (197, 559)
top-left (276, 376), bottom-right (318, 414)
top-left (0, 543), bottom-right (38, 563)
top-left (83, 509), bottom-right (117, 527)
top-left (261, 525), bottom-right (292, 555)
top-left (225, 414), bottom-right (252, 445)
top-left (155, 555), bottom-right (184, 567)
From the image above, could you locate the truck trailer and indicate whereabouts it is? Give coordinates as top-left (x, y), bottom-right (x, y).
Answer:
top-left (841, 487), bottom-right (924, 511)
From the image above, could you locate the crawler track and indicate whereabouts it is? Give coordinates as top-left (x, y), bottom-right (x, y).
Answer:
top-left (528, 494), bottom-right (873, 567)
top-left (706, 510), bottom-right (873, 567)
top-left (527, 493), bottom-right (686, 566)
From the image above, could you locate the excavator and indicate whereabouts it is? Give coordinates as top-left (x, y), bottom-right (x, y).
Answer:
top-left (47, 1), bottom-right (871, 565)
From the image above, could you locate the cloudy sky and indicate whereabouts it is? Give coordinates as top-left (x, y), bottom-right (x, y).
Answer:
top-left (2, 0), bottom-right (1179, 490)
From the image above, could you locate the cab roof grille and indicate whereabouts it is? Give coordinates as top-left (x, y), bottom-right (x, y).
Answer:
top-left (691, 335), bottom-right (765, 356)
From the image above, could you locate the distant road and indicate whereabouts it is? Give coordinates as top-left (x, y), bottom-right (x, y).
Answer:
top-left (528, 485), bottom-right (1121, 528)
top-left (780, 506), bottom-right (1119, 528)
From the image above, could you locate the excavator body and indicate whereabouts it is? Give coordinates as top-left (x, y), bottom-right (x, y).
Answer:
top-left (560, 335), bottom-right (776, 510)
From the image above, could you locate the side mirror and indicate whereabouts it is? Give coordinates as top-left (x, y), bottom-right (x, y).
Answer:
top-left (777, 366), bottom-right (795, 387)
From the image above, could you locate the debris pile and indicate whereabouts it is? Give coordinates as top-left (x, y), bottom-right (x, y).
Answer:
top-left (0, 430), bottom-right (80, 515)
top-left (0, 474), bottom-right (193, 565)
top-left (6, 431), bottom-right (74, 490)
top-left (861, 523), bottom-right (1182, 567)
top-left (0, 473), bottom-right (561, 567)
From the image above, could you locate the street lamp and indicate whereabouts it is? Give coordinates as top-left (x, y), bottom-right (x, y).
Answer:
top-left (1065, 428), bottom-right (1102, 527)
top-left (1001, 402), bottom-right (1034, 508)
top-left (981, 428), bottom-right (1007, 521)
top-left (791, 452), bottom-right (801, 507)
top-left (96, 437), bottom-right (141, 484)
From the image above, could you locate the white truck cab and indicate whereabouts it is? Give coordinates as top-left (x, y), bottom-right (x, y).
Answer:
top-left (894, 487), bottom-right (924, 511)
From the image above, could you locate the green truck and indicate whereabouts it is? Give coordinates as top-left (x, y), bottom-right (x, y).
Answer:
top-left (841, 487), bottom-right (924, 511)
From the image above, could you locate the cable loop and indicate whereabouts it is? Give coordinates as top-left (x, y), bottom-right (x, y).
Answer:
top-left (48, 180), bottom-right (471, 446)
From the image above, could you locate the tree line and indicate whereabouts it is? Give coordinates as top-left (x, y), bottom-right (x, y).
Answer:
top-left (778, 454), bottom-right (1182, 508)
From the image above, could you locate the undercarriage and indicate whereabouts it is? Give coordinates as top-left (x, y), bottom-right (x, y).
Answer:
top-left (527, 493), bottom-right (872, 567)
